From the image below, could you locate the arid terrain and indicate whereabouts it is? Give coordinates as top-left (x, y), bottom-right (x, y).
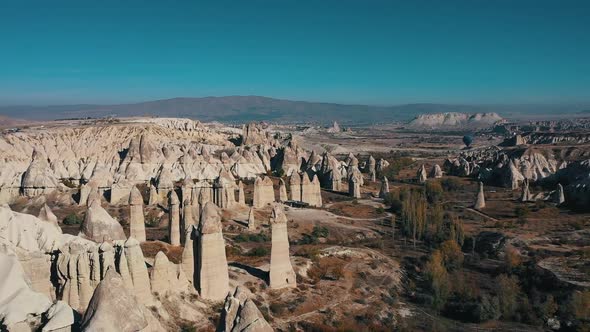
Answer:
top-left (1, 114), bottom-right (589, 332)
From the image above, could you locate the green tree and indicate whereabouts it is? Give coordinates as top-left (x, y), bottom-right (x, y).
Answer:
top-left (401, 189), bottom-right (427, 247)
top-left (424, 250), bottom-right (450, 311)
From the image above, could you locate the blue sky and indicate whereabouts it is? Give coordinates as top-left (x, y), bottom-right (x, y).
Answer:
top-left (0, 0), bottom-right (589, 105)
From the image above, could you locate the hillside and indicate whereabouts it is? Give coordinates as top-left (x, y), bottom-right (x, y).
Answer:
top-left (0, 96), bottom-right (485, 124)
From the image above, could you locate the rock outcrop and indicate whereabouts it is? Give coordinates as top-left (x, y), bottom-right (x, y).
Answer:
top-left (269, 204), bottom-right (296, 289)
top-left (474, 182), bottom-right (486, 210)
top-left (379, 176), bottom-right (390, 199)
top-left (218, 286), bottom-right (273, 332)
top-left (80, 200), bottom-right (126, 243)
top-left (81, 269), bottom-right (148, 332)
top-left (408, 112), bottom-right (503, 129)
top-left (37, 203), bottom-right (61, 233)
top-left (348, 173), bottom-right (362, 199)
top-left (429, 164), bottom-right (443, 178)
top-left (288, 173), bottom-right (301, 201)
top-left (196, 202), bottom-right (229, 300)
top-left (519, 178), bottom-right (532, 202)
top-left (169, 191), bottom-right (181, 246)
top-left (417, 165), bottom-right (427, 183)
top-left (252, 176), bottom-right (275, 208)
top-left (248, 207), bottom-right (256, 231)
top-left (128, 186), bottom-right (146, 242)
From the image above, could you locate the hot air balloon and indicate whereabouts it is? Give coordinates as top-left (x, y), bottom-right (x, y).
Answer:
top-left (463, 135), bottom-right (473, 147)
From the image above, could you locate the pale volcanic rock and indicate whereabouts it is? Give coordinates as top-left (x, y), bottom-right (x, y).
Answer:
top-left (128, 186), bottom-right (146, 242)
top-left (150, 251), bottom-right (174, 295)
top-left (408, 112), bottom-right (503, 129)
top-left (110, 179), bottom-right (133, 205)
top-left (288, 173), bottom-right (302, 201)
top-left (241, 123), bottom-right (268, 146)
top-left (269, 204), bottom-right (296, 289)
top-left (301, 174), bottom-right (322, 207)
top-left (376, 158), bottom-right (390, 177)
top-left (98, 242), bottom-right (115, 279)
top-left (218, 286), bottom-right (273, 332)
top-left (348, 173), bottom-right (362, 199)
top-left (181, 226), bottom-right (195, 284)
top-left (81, 269), bottom-right (149, 332)
top-left (196, 202), bottom-right (229, 300)
top-left (247, 207), bottom-right (256, 231)
top-left (278, 178), bottom-right (288, 202)
top-left (417, 165), bottom-right (428, 183)
top-left (366, 155), bottom-right (376, 182)
top-left (115, 246), bottom-right (135, 292)
top-left (252, 176), bottom-right (275, 208)
top-left (123, 237), bottom-right (153, 305)
top-left (554, 183), bottom-right (565, 204)
top-left (77, 252), bottom-right (93, 312)
top-left (327, 120), bottom-right (341, 133)
top-left (379, 176), bottom-right (390, 199)
top-left (318, 152), bottom-right (342, 191)
top-left (183, 198), bottom-right (194, 232)
top-left (0, 252), bottom-right (74, 332)
top-left (429, 164), bottom-right (443, 179)
top-left (237, 180), bottom-right (246, 205)
top-left (474, 182), bottom-right (486, 210)
top-left (37, 204), bottom-right (61, 233)
top-left (0, 206), bottom-right (61, 253)
top-left (520, 178), bottom-right (532, 202)
top-left (80, 200), bottom-right (126, 243)
top-left (169, 191), bottom-right (181, 246)
top-left (21, 149), bottom-right (60, 197)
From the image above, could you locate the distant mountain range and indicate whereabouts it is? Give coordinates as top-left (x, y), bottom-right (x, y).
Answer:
top-left (0, 96), bottom-right (588, 125)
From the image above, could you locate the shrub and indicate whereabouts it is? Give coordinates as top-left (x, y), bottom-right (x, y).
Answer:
top-left (375, 207), bottom-right (385, 214)
top-left (571, 290), bottom-right (590, 321)
top-left (424, 250), bottom-right (450, 311)
top-left (247, 247), bottom-right (269, 257)
top-left (504, 246), bottom-right (522, 272)
top-left (439, 240), bottom-right (464, 270)
top-left (63, 213), bottom-right (82, 225)
top-left (234, 233), bottom-right (270, 243)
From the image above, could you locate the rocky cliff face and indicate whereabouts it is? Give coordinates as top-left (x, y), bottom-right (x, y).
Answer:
top-left (408, 112), bottom-right (503, 129)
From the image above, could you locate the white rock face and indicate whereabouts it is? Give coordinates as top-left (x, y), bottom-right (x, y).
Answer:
top-left (196, 202), bottom-right (229, 300)
top-left (247, 207), bottom-right (256, 231)
top-left (37, 204), bottom-right (61, 233)
top-left (269, 204), bottom-right (296, 289)
top-left (408, 112), bottom-right (503, 129)
top-left (0, 252), bottom-right (73, 331)
top-left (379, 176), bottom-right (390, 199)
top-left (417, 165), bottom-right (427, 183)
top-left (80, 200), bottom-right (126, 243)
top-left (218, 286), bottom-right (273, 332)
top-left (474, 182), bottom-right (486, 210)
top-left (252, 176), bottom-right (275, 208)
top-left (168, 191), bottom-right (181, 246)
top-left (128, 186), bottom-right (146, 242)
top-left (81, 269), bottom-right (149, 332)
top-left (429, 164), bottom-right (443, 179)
top-left (0, 206), bottom-right (62, 253)
top-left (123, 237), bottom-right (153, 305)
top-left (348, 173), bottom-right (362, 199)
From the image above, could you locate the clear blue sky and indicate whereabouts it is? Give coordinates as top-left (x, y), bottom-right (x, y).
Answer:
top-left (0, 0), bottom-right (589, 105)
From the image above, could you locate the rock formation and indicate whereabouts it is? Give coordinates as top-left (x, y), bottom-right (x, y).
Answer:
top-left (123, 237), bottom-right (152, 304)
top-left (348, 172), bottom-right (361, 199)
top-left (169, 190), bottom-right (181, 246)
top-left (379, 176), bottom-right (390, 198)
top-left (237, 180), bottom-right (246, 205)
top-left (429, 164), bottom-right (443, 178)
top-left (81, 269), bottom-right (148, 332)
top-left (474, 182), bottom-right (486, 210)
top-left (269, 204), bottom-right (296, 289)
top-left (408, 112), bottom-right (503, 129)
top-left (196, 202), bottom-right (229, 300)
top-left (37, 203), bottom-right (61, 232)
top-left (252, 176), bottom-right (275, 208)
top-left (519, 178), bottom-right (532, 202)
top-left (289, 173), bottom-right (302, 201)
top-left (80, 200), bottom-right (126, 243)
top-left (301, 173), bottom-right (322, 207)
top-left (217, 286), bottom-right (273, 332)
top-left (128, 186), bottom-right (146, 242)
top-left (181, 226), bottom-right (195, 282)
top-left (417, 165), bottom-right (427, 183)
top-left (554, 183), bottom-right (565, 205)
top-left (247, 207), bottom-right (256, 231)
